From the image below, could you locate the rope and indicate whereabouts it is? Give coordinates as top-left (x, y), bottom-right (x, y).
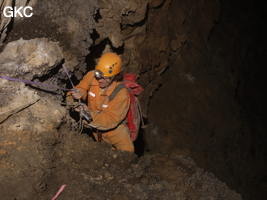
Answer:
top-left (61, 64), bottom-right (86, 133)
top-left (0, 64), bottom-right (90, 134)
top-left (62, 64), bottom-right (75, 88)
top-left (0, 75), bottom-right (71, 91)
top-left (138, 100), bottom-right (146, 129)
top-left (78, 110), bottom-right (84, 134)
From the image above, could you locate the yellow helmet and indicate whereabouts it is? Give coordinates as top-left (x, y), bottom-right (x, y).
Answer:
top-left (95, 52), bottom-right (122, 77)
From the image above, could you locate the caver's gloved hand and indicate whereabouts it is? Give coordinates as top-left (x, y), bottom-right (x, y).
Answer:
top-left (71, 88), bottom-right (83, 99)
top-left (73, 102), bottom-right (92, 122)
top-left (73, 102), bottom-right (89, 112)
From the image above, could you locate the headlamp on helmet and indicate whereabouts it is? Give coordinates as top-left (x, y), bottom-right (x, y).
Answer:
top-left (95, 52), bottom-right (122, 77)
top-left (94, 69), bottom-right (114, 83)
top-left (94, 69), bottom-right (104, 79)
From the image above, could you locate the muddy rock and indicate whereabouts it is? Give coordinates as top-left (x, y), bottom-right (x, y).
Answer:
top-left (0, 37), bottom-right (67, 197)
top-left (0, 37), bottom-right (63, 121)
top-left (43, 139), bottom-right (242, 200)
top-left (0, 97), bottom-right (66, 198)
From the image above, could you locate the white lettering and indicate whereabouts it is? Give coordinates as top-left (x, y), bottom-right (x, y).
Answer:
top-left (23, 6), bottom-right (33, 18)
top-left (3, 6), bottom-right (33, 18)
top-left (3, 6), bottom-right (13, 17)
top-left (14, 6), bottom-right (23, 17)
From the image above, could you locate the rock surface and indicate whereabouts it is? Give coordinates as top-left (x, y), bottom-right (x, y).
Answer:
top-left (0, 38), bottom-right (63, 122)
top-left (0, 129), bottom-right (243, 200)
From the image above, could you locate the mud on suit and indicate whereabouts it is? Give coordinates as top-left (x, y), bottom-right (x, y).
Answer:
top-left (67, 71), bottom-right (134, 153)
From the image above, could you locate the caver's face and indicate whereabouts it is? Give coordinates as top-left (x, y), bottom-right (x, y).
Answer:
top-left (96, 76), bottom-right (112, 88)
top-left (94, 69), bottom-right (113, 88)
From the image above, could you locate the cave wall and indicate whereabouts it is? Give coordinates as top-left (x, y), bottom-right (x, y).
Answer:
top-left (0, 0), bottom-right (12, 45)
top-left (146, 1), bottom-right (267, 200)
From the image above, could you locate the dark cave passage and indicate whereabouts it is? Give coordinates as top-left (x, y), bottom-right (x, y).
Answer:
top-left (145, 1), bottom-right (267, 199)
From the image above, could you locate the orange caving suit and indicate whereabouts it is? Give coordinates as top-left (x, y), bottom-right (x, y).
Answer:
top-left (67, 71), bottom-right (134, 153)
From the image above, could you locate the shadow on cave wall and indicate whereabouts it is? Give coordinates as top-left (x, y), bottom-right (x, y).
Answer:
top-left (145, 1), bottom-right (267, 200)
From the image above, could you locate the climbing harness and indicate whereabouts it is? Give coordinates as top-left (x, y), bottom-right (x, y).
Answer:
top-left (97, 130), bottom-right (103, 142)
top-left (70, 102), bottom-right (92, 134)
